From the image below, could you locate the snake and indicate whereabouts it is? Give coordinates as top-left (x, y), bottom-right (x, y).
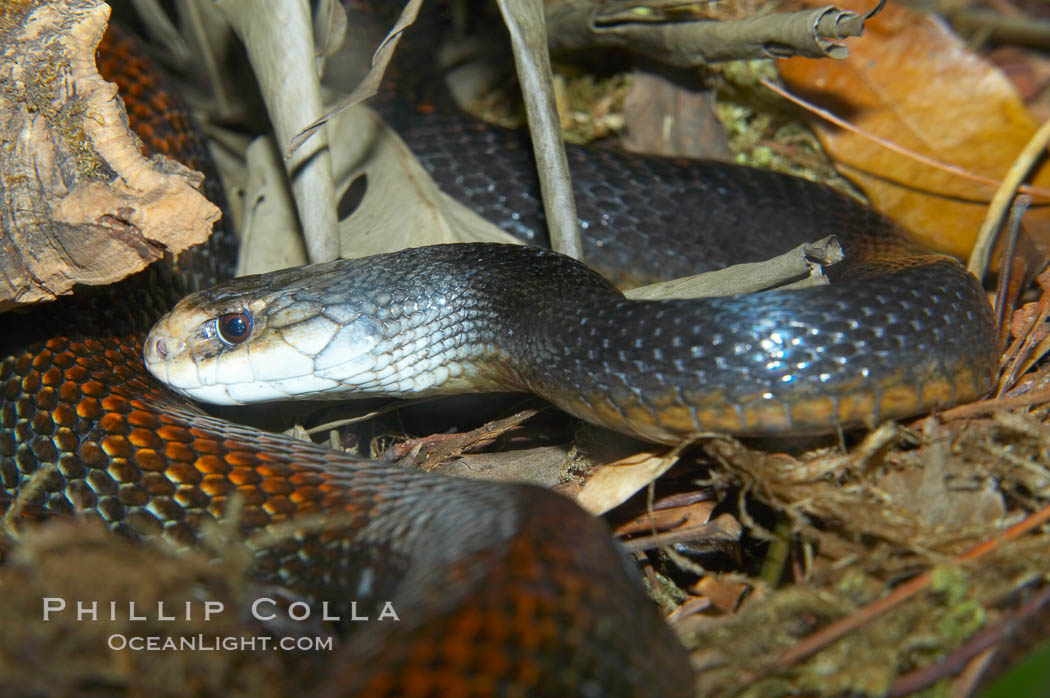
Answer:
top-left (145, 242), bottom-right (997, 443)
top-left (0, 5), bottom-right (1001, 698)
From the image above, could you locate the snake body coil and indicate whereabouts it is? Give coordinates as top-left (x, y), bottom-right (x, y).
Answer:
top-left (1, 20), bottom-right (696, 698)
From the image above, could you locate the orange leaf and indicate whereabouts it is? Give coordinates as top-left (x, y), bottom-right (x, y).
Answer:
top-left (778, 0), bottom-right (1050, 256)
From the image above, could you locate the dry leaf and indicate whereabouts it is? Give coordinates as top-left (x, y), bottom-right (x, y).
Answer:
top-left (778, 0), bottom-right (1050, 256)
top-left (616, 498), bottom-right (719, 536)
top-left (1011, 299), bottom-right (1050, 346)
top-left (238, 105), bottom-right (519, 275)
top-left (693, 575), bottom-right (749, 614)
top-left (577, 448), bottom-right (682, 515)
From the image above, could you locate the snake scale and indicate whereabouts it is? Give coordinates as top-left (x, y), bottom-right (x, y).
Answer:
top-left (1, 5), bottom-right (1000, 698)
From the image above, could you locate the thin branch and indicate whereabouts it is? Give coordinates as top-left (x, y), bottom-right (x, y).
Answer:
top-left (940, 386), bottom-right (1050, 422)
top-left (496, 0), bottom-right (583, 259)
top-left (992, 195), bottom-right (1027, 339)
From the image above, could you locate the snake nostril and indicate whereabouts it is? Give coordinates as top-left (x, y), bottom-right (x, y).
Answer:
top-left (155, 338), bottom-right (168, 360)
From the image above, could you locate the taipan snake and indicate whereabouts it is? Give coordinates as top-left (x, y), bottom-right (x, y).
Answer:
top-left (1, 5), bottom-right (1000, 697)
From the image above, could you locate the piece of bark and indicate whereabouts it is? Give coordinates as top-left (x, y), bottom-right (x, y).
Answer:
top-left (625, 236), bottom-right (843, 300)
top-left (546, 2), bottom-right (875, 65)
top-left (0, 0), bottom-right (220, 311)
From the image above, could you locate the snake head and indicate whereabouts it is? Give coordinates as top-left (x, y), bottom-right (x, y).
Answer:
top-left (142, 262), bottom-right (398, 406)
top-left (144, 289), bottom-right (272, 404)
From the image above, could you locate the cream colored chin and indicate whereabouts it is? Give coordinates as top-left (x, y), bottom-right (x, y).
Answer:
top-left (142, 309), bottom-right (230, 402)
top-left (163, 370), bottom-right (367, 406)
top-left (180, 384), bottom-right (242, 405)
top-left (142, 316), bottom-right (375, 406)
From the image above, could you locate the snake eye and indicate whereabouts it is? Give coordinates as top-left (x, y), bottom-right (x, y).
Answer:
top-left (216, 312), bottom-right (253, 345)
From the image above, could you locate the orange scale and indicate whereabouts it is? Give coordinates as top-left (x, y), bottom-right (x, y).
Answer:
top-left (41, 367), bottom-right (63, 386)
top-left (288, 487), bottom-right (317, 504)
top-left (200, 476), bottom-right (234, 497)
top-left (193, 454), bottom-right (230, 475)
top-left (401, 670), bottom-right (454, 698)
top-left (98, 412), bottom-right (129, 435)
top-left (117, 483), bottom-right (149, 507)
top-left (53, 426), bottom-right (78, 452)
top-left (126, 409), bottom-right (160, 429)
top-left (507, 545), bottom-right (545, 582)
top-left (228, 466), bottom-right (262, 486)
top-left (81, 380), bottom-right (105, 397)
top-left (52, 404), bottom-right (77, 427)
top-left (63, 365), bottom-right (88, 383)
top-left (189, 436), bottom-right (221, 454)
top-left (108, 459), bottom-right (141, 484)
top-left (128, 427), bottom-right (162, 449)
top-left (27, 413), bottom-right (55, 439)
top-left (174, 486), bottom-right (210, 511)
top-left (13, 354), bottom-right (33, 375)
top-left (156, 424), bottom-right (192, 442)
top-left (77, 441), bottom-right (106, 467)
top-left (474, 644), bottom-right (513, 680)
top-left (479, 609), bottom-right (512, 645)
top-left (100, 435), bottom-right (132, 458)
top-left (438, 635), bottom-right (476, 670)
top-left (261, 495), bottom-right (297, 517)
top-left (164, 461), bottom-right (203, 485)
top-left (837, 391), bottom-right (877, 426)
top-left (141, 471), bottom-right (176, 496)
top-left (256, 463), bottom-right (294, 478)
top-left (225, 450), bottom-right (261, 468)
top-left (97, 411), bottom-right (127, 432)
top-left (289, 471), bottom-right (323, 487)
top-left (530, 616), bottom-right (560, 645)
top-left (58, 381), bottom-right (81, 402)
top-left (740, 401), bottom-right (791, 432)
top-left (953, 366), bottom-right (981, 403)
top-left (512, 590), bottom-right (539, 623)
top-left (259, 478), bottom-right (293, 495)
top-left (20, 373), bottom-right (41, 393)
top-left (134, 449), bottom-right (166, 472)
top-left (31, 351), bottom-right (53, 370)
top-left (251, 448), bottom-right (282, 464)
top-left (163, 441), bottom-right (196, 463)
top-left (35, 387), bottom-right (58, 411)
top-left (404, 637), bottom-right (437, 666)
top-left (355, 672), bottom-right (395, 697)
top-left (52, 352), bottom-right (75, 368)
top-left (205, 496), bottom-right (228, 520)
